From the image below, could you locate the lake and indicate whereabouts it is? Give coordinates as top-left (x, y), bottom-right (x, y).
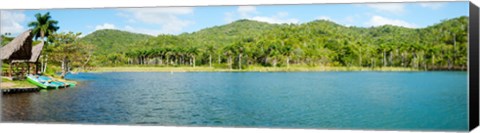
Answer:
top-left (1, 72), bottom-right (468, 131)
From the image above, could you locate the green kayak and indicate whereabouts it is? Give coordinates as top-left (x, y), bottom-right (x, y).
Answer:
top-left (26, 75), bottom-right (75, 89)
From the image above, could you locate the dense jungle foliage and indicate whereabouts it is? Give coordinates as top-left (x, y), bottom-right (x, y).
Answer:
top-left (81, 16), bottom-right (467, 70)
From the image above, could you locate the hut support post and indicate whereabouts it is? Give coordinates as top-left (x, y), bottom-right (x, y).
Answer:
top-left (34, 63), bottom-right (38, 75)
top-left (27, 63), bottom-right (32, 75)
top-left (8, 62), bottom-right (12, 77)
top-left (40, 55), bottom-right (44, 73)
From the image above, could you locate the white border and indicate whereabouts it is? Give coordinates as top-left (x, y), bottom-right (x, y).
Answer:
top-left (0, 0), bottom-right (469, 9)
top-left (0, 0), bottom-right (478, 133)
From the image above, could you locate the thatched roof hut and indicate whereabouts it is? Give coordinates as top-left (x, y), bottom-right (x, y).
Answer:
top-left (29, 41), bottom-right (44, 62)
top-left (12, 41), bottom-right (44, 63)
top-left (0, 30), bottom-right (33, 61)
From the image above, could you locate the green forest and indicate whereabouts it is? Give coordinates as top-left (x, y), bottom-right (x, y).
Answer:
top-left (80, 16), bottom-right (468, 71)
top-left (1, 15), bottom-right (469, 74)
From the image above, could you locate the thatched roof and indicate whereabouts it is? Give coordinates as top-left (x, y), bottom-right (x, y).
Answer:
top-left (12, 41), bottom-right (44, 63)
top-left (0, 30), bottom-right (33, 61)
top-left (29, 41), bottom-right (44, 62)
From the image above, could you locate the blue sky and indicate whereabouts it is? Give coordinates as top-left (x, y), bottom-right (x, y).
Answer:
top-left (0, 1), bottom-right (469, 37)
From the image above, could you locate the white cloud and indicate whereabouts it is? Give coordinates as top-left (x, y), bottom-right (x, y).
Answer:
top-left (250, 16), bottom-right (299, 24)
top-left (366, 3), bottom-right (405, 14)
top-left (366, 15), bottom-right (416, 28)
top-left (225, 6), bottom-right (299, 24)
top-left (316, 16), bottom-right (333, 21)
top-left (119, 7), bottom-right (194, 35)
top-left (250, 12), bottom-right (298, 24)
top-left (419, 3), bottom-right (446, 10)
top-left (124, 25), bottom-right (161, 36)
top-left (86, 23), bottom-right (161, 36)
top-left (237, 6), bottom-right (257, 17)
top-left (94, 23), bottom-right (116, 30)
top-left (0, 11), bottom-right (26, 35)
top-left (315, 16), bottom-right (357, 27)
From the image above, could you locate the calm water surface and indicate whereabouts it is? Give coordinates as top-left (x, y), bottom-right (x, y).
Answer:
top-left (2, 72), bottom-right (468, 131)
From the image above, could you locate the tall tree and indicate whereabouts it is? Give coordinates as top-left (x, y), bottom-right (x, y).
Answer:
top-left (28, 12), bottom-right (60, 73)
top-left (49, 32), bottom-right (89, 78)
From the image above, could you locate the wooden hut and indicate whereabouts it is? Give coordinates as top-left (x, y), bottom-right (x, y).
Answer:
top-left (12, 42), bottom-right (44, 75)
top-left (0, 30), bottom-right (34, 78)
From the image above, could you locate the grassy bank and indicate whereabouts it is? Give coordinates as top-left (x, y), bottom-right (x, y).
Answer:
top-left (1, 77), bottom-right (37, 89)
top-left (88, 66), bottom-right (420, 73)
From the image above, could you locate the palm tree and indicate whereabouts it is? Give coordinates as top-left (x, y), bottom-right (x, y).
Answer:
top-left (206, 44), bottom-right (215, 68)
top-left (223, 44), bottom-right (235, 70)
top-left (281, 40), bottom-right (294, 68)
top-left (28, 12), bottom-right (59, 73)
top-left (232, 41), bottom-right (244, 69)
top-left (188, 46), bottom-right (199, 67)
top-left (28, 12), bottom-right (59, 43)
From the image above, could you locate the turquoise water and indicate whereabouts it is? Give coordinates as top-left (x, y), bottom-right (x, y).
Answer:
top-left (2, 72), bottom-right (468, 131)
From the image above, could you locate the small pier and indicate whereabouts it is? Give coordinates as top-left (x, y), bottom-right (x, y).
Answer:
top-left (1, 87), bottom-right (40, 94)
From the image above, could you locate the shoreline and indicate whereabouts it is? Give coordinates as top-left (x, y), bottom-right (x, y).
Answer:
top-left (1, 76), bottom-right (78, 90)
top-left (82, 66), bottom-right (433, 73)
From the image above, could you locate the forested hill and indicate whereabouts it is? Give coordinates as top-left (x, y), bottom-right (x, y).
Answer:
top-left (89, 16), bottom-right (468, 70)
top-left (79, 29), bottom-right (153, 54)
top-left (182, 19), bottom-right (277, 44)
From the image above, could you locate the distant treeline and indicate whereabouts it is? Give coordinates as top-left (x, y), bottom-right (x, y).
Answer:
top-left (80, 16), bottom-right (468, 70)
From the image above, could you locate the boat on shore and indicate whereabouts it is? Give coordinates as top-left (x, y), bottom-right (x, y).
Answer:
top-left (26, 75), bottom-right (75, 89)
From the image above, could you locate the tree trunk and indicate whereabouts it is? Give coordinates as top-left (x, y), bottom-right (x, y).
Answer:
top-left (61, 57), bottom-right (67, 79)
top-left (40, 33), bottom-right (46, 73)
top-left (238, 53), bottom-right (242, 69)
top-left (209, 54), bottom-right (212, 68)
top-left (286, 56), bottom-right (290, 68)
top-left (193, 55), bottom-right (196, 68)
top-left (166, 57), bottom-right (170, 66)
top-left (453, 34), bottom-right (456, 66)
top-left (81, 53), bottom-right (92, 71)
top-left (448, 58), bottom-right (452, 70)
top-left (40, 55), bottom-right (44, 73)
top-left (371, 58), bottom-right (374, 68)
top-left (228, 56), bottom-right (232, 70)
top-left (383, 51), bottom-right (386, 67)
top-left (159, 57), bottom-right (163, 65)
top-left (432, 54), bottom-right (435, 68)
top-left (413, 52), bottom-right (417, 68)
top-left (273, 57), bottom-right (277, 67)
top-left (44, 55), bottom-right (48, 73)
top-left (389, 51), bottom-right (393, 66)
top-left (401, 52), bottom-right (405, 67)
